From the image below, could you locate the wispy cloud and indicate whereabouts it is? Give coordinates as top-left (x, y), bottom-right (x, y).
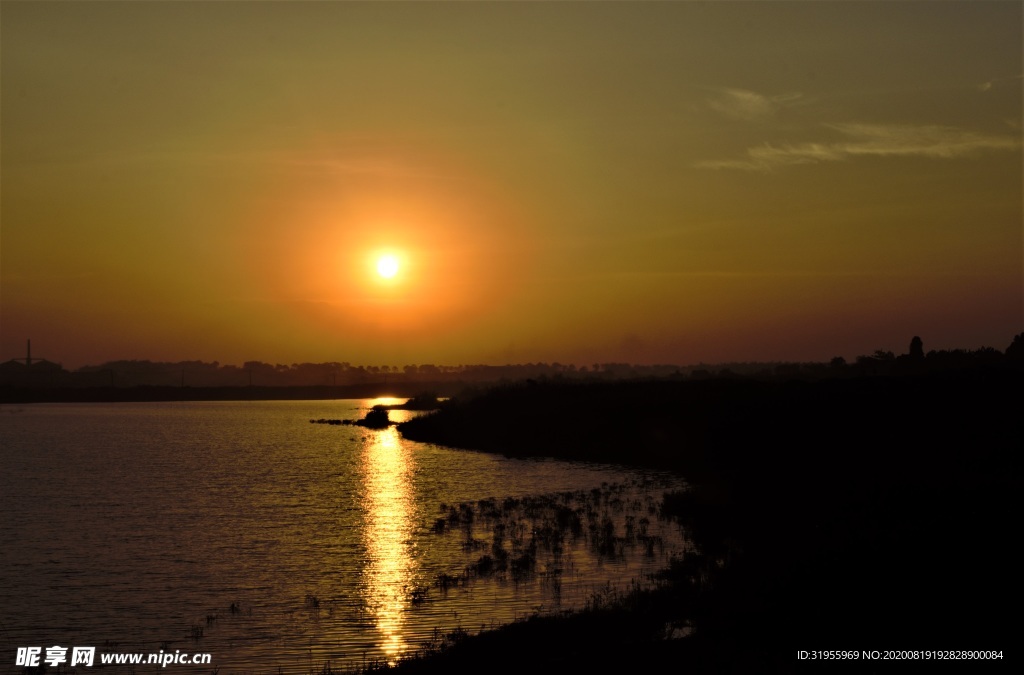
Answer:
top-left (705, 87), bottom-right (803, 121)
top-left (696, 123), bottom-right (1021, 171)
top-left (977, 73), bottom-right (1023, 92)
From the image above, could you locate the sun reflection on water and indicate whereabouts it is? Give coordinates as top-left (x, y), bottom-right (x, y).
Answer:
top-left (360, 425), bottom-right (417, 662)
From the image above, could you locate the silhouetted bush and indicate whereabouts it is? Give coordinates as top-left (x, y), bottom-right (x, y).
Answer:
top-left (358, 405), bottom-right (391, 428)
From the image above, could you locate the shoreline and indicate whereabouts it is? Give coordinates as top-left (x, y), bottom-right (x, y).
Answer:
top-left (0, 382), bottom-right (461, 404)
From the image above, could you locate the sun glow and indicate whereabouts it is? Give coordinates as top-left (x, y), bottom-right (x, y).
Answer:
top-left (376, 255), bottom-right (400, 279)
top-left (257, 149), bottom-right (534, 343)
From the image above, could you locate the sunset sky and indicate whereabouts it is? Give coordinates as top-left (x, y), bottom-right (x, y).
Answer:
top-left (2, 1), bottom-right (1021, 368)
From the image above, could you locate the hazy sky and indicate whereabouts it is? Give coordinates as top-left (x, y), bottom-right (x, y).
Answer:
top-left (2, 1), bottom-right (1021, 368)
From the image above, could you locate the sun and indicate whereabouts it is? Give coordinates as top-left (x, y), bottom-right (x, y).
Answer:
top-left (376, 254), bottom-right (400, 279)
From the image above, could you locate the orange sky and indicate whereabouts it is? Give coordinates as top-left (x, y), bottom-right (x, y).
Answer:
top-left (2, 1), bottom-right (1021, 368)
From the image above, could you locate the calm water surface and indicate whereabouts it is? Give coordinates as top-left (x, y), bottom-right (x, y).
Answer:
top-left (1, 400), bottom-right (686, 673)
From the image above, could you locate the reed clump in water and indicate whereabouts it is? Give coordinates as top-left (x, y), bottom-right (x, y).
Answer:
top-left (425, 478), bottom-right (684, 605)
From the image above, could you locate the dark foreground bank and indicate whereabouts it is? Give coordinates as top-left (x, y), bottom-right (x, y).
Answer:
top-left (388, 368), bottom-right (1020, 672)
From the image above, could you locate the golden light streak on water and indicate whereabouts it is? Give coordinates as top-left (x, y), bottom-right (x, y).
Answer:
top-left (360, 425), bottom-right (417, 663)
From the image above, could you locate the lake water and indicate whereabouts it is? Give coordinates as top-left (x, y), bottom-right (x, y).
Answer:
top-left (0, 400), bottom-right (687, 673)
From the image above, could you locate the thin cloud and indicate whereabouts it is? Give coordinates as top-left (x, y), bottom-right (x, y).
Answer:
top-left (705, 87), bottom-right (803, 121)
top-left (978, 73), bottom-right (1023, 92)
top-left (695, 123), bottom-right (1021, 171)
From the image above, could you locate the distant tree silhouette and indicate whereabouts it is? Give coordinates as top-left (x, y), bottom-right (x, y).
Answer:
top-left (855, 350), bottom-right (895, 376)
top-left (419, 364), bottom-right (441, 377)
top-left (909, 336), bottom-right (924, 359)
top-left (1007, 333), bottom-right (1024, 361)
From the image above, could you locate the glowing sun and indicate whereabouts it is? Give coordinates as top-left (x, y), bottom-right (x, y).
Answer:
top-left (376, 254), bottom-right (400, 279)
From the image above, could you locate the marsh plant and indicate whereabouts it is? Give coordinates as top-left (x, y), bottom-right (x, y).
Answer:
top-left (423, 478), bottom-right (686, 610)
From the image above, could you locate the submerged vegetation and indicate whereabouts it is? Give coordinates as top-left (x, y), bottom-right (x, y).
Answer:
top-left (417, 480), bottom-right (679, 605)
top-left (349, 484), bottom-right (711, 675)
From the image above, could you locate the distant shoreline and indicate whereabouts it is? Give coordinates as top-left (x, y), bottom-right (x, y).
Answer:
top-left (0, 382), bottom-right (461, 404)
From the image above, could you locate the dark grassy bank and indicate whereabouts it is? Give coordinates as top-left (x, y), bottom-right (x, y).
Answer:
top-left (392, 368), bottom-right (1020, 672)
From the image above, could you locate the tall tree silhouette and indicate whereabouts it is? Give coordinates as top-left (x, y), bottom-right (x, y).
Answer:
top-left (909, 336), bottom-right (924, 359)
top-left (1006, 333), bottom-right (1024, 361)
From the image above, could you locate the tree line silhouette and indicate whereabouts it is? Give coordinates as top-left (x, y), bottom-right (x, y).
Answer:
top-left (3, 333), bottom-right (1021, 391)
